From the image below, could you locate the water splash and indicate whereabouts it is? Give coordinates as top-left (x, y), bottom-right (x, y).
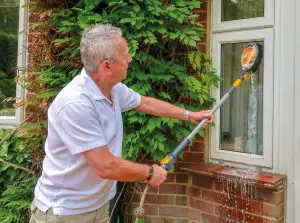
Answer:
top-left (215, 169), bottom-right (261, 222)
top-left (248, 74), bottom-right (258, 154)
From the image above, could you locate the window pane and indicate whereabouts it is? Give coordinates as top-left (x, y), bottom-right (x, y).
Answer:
top-left (0, 0), bottom-right (19, 116)
top-left (222, 0), bottom-right (264, 22)
top-left (220, 42), bottom-right (263, 155)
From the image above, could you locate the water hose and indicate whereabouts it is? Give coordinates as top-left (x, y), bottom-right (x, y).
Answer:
top-left (134, 42), bottom-right (263, 222)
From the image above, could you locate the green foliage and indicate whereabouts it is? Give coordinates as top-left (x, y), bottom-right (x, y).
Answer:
top-left (0, 130), bottom-right (37, 223)
top-left (39, 0), bottom-right (220, 163)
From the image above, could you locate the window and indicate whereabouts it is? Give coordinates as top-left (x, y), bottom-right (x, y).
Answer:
top-left (210, 0), bottom-right (274, 168)
top-left (0, 0), bottom-right (27, 127)
top-left (212, 0), bottom-right (274, 32)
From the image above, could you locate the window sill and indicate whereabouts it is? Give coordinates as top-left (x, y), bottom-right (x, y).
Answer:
top-left (180, 163), bottom-right (285, 189)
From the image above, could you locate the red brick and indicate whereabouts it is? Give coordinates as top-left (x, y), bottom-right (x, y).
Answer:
top-left (159, 184), bottom-right (187, 194)
top-left (199, 42), bottom-right (207, 53)
top-left (176, 196), bottom-right (187, 206)
top-left (202, 190), bottom-right (223, 202)
top-left (201, 1), bottom-right (207, 10)
top-left (182, 152), bottom-right (204, 163)
top-left (244, 213), bottom-right (264, 223)
top-left (255, 189), bottom-right (284, 204)
top-left (165, 173), bottom-right (175, 183)
top-left (190, 140), bottom-right (205, 152)
top-left (143, 204), bottom-right (159, 215)
top-left (217, 206), bottom-right (244, 222)
top-left (262, 203), bottom-right (284, 218)
top-left (187, 208), bottom-right (201, 221)
top-left (159, 206), bottom-right (187, 218)
top-left (197, 12), bottom-right (207, 22)
top-left (188, 187), bottom-right (201, 198)
top-left (142, 194), bottom-right (174, 205)
top-left (202, 213), bottom-right (220, 223)
top-left (176, 174), bottom-right (189, 183)
top-left (192, 175), bottom-right (214, 189)
top-left (143, 216), bottom-right (164, 223)
top-left (189, 197), bottom-right (214, 214)
top-left (214, 193), bottom-right (263, 215)
top-left (218, 218), bottom-right (238, 223)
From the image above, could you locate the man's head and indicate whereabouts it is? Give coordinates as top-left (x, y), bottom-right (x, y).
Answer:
top-left (80, 24), bottom-right (132, 82)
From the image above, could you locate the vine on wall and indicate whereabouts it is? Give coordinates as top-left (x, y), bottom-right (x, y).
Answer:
top-left (36, 0), bottom-right (219, 162)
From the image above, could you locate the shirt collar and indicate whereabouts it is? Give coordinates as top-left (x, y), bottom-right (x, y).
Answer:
top-left (80, 68), bottom-right (106, 101)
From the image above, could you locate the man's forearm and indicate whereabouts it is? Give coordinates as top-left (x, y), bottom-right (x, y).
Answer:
top-left (84, 147), bottom-right (150, 182)
top-left (96, 156), bottom-right (150, 182)
top-left (135, 96), bottom-right (187, 120)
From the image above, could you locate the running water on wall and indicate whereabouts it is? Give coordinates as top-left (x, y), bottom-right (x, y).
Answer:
top-left (247, 74), bottom-right (258, 154)
top-left (212, 170), bottom-right (262, 223)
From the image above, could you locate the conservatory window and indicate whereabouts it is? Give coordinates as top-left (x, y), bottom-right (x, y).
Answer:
top-left (0, 0), bottom-right (27, 127)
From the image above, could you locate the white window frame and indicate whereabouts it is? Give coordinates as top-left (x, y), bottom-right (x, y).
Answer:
top-left (212, 0), bottom-right (274, 32)
top-left (0, 0), bottom-right (27, 128)
top-left (210, 28), bottom-right (274, 168)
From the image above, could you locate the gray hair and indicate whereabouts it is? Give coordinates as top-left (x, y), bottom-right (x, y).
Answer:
top-left (80, 24), bottom-right (122, 73)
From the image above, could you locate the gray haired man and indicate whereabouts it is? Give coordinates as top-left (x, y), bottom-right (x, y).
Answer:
top-left (30, 24), bottom-right (213, 223)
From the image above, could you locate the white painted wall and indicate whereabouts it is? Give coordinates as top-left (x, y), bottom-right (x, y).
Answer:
top-left (293, 1), bottom-right (300, 222)
top-left (277, 0), bottom-right (298, 222)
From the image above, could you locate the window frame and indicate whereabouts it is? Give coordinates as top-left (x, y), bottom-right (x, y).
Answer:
top-left (210, 28), bottom-right (274, 168)
top-left (212, 0), bottom-right (274, 32)
top-left (0, 0), bottom-right (27, 128)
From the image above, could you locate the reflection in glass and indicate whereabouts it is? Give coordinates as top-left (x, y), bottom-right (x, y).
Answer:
top-left (220, 42), bottom-right (263, 155)
top-left (222, 0), bottom-right (264, 22)
top-left (0, 0), bottom-right (19, 116)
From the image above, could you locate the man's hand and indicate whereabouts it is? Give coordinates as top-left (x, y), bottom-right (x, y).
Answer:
top-left (147, 164), bottom-right (167, 187)
top-left (189, 110), bottom-right (214, 127)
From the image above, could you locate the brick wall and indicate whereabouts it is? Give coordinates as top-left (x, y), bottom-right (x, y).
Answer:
top-left (187, 173), bottom-right (284, 223)
top-left (124, 138), bottom-right (285, 223)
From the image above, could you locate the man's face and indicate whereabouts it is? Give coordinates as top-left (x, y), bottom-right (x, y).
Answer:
top-left (111, 37), bottom-right (132, 82)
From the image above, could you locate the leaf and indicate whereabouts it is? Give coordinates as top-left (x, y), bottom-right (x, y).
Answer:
top-left (36, 91), bottom-right (58, 99)
top-left (133, 5), bottom-right (141, 12)
top-left (0, 141), bottom-right (9, 157)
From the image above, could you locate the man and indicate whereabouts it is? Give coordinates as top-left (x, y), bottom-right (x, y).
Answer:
top-left (30, 24), bottom-right (214, 223)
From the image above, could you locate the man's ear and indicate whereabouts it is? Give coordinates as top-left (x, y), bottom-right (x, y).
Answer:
top-left (100, 60), bottom-right (112, 73)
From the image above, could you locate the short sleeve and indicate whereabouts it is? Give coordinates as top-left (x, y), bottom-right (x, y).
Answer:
top-left (117, 83), bottom-right (141, 112)
top-left (51, 100), bottom-right (107, 154)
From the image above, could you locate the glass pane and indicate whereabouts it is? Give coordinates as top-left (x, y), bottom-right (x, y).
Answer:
top-left (0, 0), bottom-right (19, 116)
top-left (222, 0), bottom-right (264, 22)
top-left (220, 42), bottom-right (263, 155)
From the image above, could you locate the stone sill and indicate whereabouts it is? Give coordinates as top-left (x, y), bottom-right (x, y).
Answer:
top-left (180, 163), bottom-right (285, 190)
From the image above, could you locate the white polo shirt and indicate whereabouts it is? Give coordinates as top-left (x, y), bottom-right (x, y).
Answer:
top-left (34, 68), bottom-right (141, 215)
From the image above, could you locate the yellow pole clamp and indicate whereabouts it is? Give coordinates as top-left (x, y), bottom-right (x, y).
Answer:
top-left (232, 73), bottom-right (249, 88)
top-left (233, 79), bottom-right (242, 88)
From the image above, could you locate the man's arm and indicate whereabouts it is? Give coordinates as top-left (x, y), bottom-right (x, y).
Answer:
top-left (135, 96), bottom-right (214, 125)
top-left (83, 145), bottom-right (167, 187)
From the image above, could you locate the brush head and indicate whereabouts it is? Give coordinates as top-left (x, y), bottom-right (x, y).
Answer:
top-left (240, 42), bottom-right (263, 73)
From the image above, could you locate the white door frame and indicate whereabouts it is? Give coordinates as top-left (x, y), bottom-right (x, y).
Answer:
top-left (294, 1), bottom-right (300, 222)
top-left (277, 0), bottom-right (297, 222)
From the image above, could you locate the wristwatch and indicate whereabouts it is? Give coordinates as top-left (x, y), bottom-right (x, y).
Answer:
top-left (184, 110), bottom-right (191, 121)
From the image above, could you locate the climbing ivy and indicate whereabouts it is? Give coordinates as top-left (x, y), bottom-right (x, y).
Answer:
top-left (34, 0), bottom-right (220, 162)
top-left (0, 130), bottom-right (37, 223)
